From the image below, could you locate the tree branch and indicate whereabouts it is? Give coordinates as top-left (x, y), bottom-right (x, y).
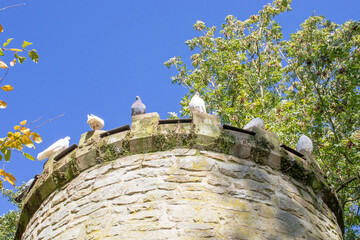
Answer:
top-left (0, 3), bottom-right (26, 11)
top-left (31, 113), bottom-right (65, 131)
top-left (336, 176), bottom-right (359, 193)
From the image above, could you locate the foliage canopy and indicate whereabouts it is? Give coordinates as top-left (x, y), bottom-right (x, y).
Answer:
top-left (165, 0), bottom-right (359, 238)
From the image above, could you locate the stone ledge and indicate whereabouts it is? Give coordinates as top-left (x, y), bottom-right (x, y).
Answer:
top-left (15, 112), bottom-right (343, 239)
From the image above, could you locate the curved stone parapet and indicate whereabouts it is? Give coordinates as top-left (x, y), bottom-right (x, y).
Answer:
top-left (15, 112), bottom-right (343, 239)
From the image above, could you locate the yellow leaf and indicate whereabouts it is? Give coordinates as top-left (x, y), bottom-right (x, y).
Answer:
top-left (1, 85), bottom-right (13, 91)
top-left (9, 48), bottom-right (23, 52)
top-left (14, 132), bottom-right (21, 138)
top-left (7, 132), bottom-right (13, 137)
top-left (15, 140), bottom-right (23, 150)
top-left (10, 59), bottom-right (16, 67)
top-left (20, 127), bottom-right (31, 136)
top-left (21, 135), bottom-right (32, 145)
top-left (0, 61), bottom-right (8, 69)
top-left (14, 125), bottom-right (20, 131)
top-left (0, 24), bottom-right (3, 33)
top-left (0, 100), bottom-right (7, 109)
top-left (0, 169), bottom-right (5, 176)
top-left (4, 175), bottom-right (15, 186)
top-left (20, 120), bottom-right (27, 125)
top-left (32, 132), bottom-right (42, 143)
top-left (5, 172), bottom-right (16, 182)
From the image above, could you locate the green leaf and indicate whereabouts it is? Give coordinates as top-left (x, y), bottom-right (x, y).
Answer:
top-left (0, 49), bottom-right (3, 56)
top-left (23, 153), bottom-right (35, 161)
top-left (22, 41), bottom-right (32, 49)
top-left (3, 38), bottom-right (13, 47)
top-left (14, 53), bottom-right (26, 64)
top-left (4, 149), bottom-right (11, 161)
top-left (28, 50), bottom-right (39, 63)
top-left (0, 154), bottom-right (2, 161)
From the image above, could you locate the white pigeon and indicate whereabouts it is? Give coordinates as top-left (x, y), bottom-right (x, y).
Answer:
top-left (15, 174), bottom-right (40, 203)
top-left (243, 117), bottom-right (265, 130)
top-left (87, 114), bottom-right (105, 130)
top-left (296, 134), bottom-right (313, 153)
top-left (189, 92), bottom-right (206, 114)
top-left (37, 136), bottom-right (70, 161)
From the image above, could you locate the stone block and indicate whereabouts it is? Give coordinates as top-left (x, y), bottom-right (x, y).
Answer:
top-left (179, 156), bottom-right (214, 171)
top-left (131, 112), bottom-right (160, 139)
top-left (78, 130), bottom-right (105, 146)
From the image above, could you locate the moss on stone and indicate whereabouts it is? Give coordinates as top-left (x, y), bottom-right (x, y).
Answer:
top-left (216, 132), bottom-right (236, 154)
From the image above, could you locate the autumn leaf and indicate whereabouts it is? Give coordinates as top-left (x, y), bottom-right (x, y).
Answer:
top-left (1, 85), bottom-right (13, 91)
top-left (22, 41), bottom-right (33, 49)
top-left (32, 132), bottom-right (42, 143)
top-left (0, 24), bottom-right (3, 33)
top-left (20, 120), bottom-right (27, 125)
top-left (21, 135), bottom-right (34, 148)
top-left (10, 59), bottom-right (16, 67)
top-left (20, 127), bottom-right (30, 136)
top-left (14, 125), bottom-right (20, 131)
top-left (14, 132), bottom-right (21, 138)
top-left (0, 60), bottom-right (8, 69)
top-left (0, 100), bottom-right (7, 109)
top-left (3, 38), bottom-right (13, 47)
top-left (9, 48), bottom-right (23, 52)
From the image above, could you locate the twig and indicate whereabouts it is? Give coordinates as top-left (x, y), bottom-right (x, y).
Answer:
top-left (31, 113), bottom-right (65, 131)
top-left (0, 68), bottom-right (9, 85)
top-left (0, 3), bottom-right (26, 11)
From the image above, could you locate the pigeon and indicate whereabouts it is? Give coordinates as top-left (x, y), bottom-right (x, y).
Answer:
top-left (189, 92), bottom-right (206, 114)
top-left (131, 96), bottom-right (146, 116)
top-left (15, 174), bottom-right (40, 203)
top-left (37, 136), bottom-right (70, 161)
top-left (243, 117), bottom-right (265, 130)
top-left (296, 134), bottom-right (313, 154)
top-left (87, 114), bottom-right (104, 130)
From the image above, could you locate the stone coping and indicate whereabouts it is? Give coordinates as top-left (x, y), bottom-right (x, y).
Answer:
top-left (15, 112), bottom-right (344, 239)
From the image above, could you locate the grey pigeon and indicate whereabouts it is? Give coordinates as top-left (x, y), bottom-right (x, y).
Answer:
top-left (189, 92), bottom-right (206, 114)
top-left (243, 117), bottom-right (265, 130)
top-left (131, 96), bottom-right (146, 116)
top-left (296, 134), bottom-right (313, 153)
top-left (15, 175), bottom-right (40, 203)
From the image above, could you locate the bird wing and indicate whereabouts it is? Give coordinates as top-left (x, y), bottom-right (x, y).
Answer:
top-left (37, 138), bottom-right (69, 161)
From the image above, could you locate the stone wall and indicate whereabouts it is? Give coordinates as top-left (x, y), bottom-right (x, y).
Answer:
top-left (21, 149), bottom-right (342, 240)
top-left (16, 112), bottom-right (343, 239)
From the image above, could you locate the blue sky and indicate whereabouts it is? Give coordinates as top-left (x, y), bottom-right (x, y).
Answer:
top-left (0, 0), bottom-right (359, 214)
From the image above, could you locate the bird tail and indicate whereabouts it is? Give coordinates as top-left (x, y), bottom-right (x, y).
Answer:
top-left (15, 191), bottom-right (26, 203)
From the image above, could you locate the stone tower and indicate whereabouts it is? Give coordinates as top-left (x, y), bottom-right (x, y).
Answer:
top-left (15, 112), bottom-right (343, 239)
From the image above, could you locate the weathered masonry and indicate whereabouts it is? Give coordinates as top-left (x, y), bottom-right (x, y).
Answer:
top-left (16, 112), bottom-right (343, 239)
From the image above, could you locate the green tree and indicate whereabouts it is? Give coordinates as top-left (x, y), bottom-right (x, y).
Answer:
top-left (0, 23), bottom-right (41, 188)
top-left (165, 0), bottom-right (359, 238)
top-left (0, 186), bottom-right (22, 240)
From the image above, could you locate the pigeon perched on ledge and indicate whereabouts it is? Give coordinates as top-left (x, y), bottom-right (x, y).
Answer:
top-left (189, 92), bottom-right (206, 114)
top-left (15, 175), bottom-right (40, 203)
top-left (296, 134), bottom-right (313, 154)
top-left (243, 117), bottom-right (265, 130)
top-left (37, 136), bottom-right (70, 161)
top-left (87, 114), bottom-right (105, 130)
top-left (131, 96), bottom-right (146, 116)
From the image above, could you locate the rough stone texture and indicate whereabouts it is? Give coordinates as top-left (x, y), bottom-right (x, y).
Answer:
top-left (17, 112), bottom-right (343, 239)
top-left (21, 149), bottom-right (342, 240)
